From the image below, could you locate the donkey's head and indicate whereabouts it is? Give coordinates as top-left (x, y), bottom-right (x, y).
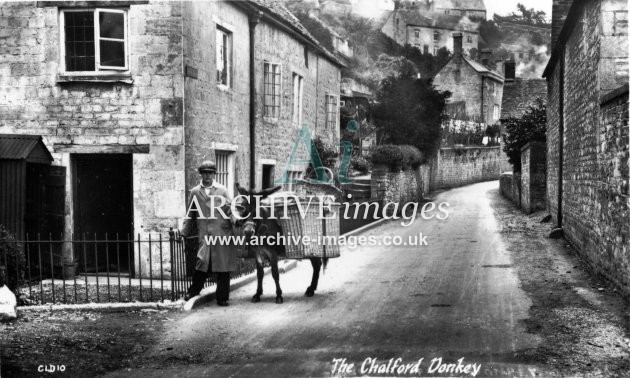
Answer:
top-left (235, 183), bottom-right (282, 240)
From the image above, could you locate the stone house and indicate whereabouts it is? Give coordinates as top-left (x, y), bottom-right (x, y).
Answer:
top-left (543, 0), bottom-right (629, 295)
top-left (0, 0), bottom-right (342, 276)
top-left (433, 33), bottom-right (504, 125)
top-left (381, 9), bottom-right (478, 55)
top-left (431, 0), bottom-right (486, 20)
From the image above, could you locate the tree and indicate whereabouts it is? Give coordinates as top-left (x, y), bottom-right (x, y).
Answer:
top-left (493, 3), bottom-right (549, 26)
top-left (478, 20), bottom-right (502, 50)
top-left (373, 72), bottom-right (450, 156)
top-left (502, 98), bottom-right (547, 171)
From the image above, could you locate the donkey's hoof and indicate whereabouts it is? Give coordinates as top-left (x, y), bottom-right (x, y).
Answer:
top-left (251, 295), bottom-right (261, 303)
top-left (275, 296), bottom-right (284, 304)
top-left (305, 288), bottom-right (315, 297)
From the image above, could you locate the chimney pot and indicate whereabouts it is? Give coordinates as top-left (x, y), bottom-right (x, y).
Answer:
top-left (452, 32), bottom-right (463, 57)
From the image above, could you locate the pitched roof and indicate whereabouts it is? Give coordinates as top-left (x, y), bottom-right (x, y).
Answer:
top-left (395, 10), bottom-right (478, 32)
top-left (462, 56), bottom-right (504, 82)
top-left (432, 0), bottom-right (486, 11)
top-left (0, 134), bottom-right (53, 163)
top-left (500, 78), bottom-right (547, 119)
top-left (245, 0), bottom-right (345, 67)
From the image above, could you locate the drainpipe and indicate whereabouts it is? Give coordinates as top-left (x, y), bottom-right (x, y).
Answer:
top-left (557, 51), bottom-right (564, 227)
top-left (248, 11), bottom-right (262, 190)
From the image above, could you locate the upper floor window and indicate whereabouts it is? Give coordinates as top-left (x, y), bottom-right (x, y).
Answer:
top-left (433, 31), bottom-right (439, 42)
top-left (325, 94), bottom-right (338, 129)
top-left (614, 11), bottom-right (628, 36)
top-left (466, 35), bottom-right (473, 43)
top-left (61, 9), bottom-right (128, 72)
top-left (414, 29), bottom-right (420, 38)
top-left (263, 62), bottom-right (281, 119)
top-left (292, 73), bottom-right (304, 126)
top-left (493, 105), bottom-right (500, 121)
top-left (216, 26), bottom-right (232, 87)
top-left (215, 151), bottom-right (235, 198)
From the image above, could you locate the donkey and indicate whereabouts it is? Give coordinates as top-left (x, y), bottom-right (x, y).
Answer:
top-left (234, 184), bottom-right (327, 304)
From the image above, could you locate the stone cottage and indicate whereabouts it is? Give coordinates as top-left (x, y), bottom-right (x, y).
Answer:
top-left (0, 0), bottom-right (342, 277)
top-left (381, 9), bottom-right (478, 55)
top-left (433, 33), bottom-right (504, 125)
top-left (543, 0), bottom-right (629, 295)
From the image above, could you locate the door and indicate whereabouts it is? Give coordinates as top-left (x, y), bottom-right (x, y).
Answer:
top-left (73, 154), bottom-right (133, 273)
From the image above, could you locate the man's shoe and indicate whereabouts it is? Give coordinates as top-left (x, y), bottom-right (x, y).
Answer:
top-left (217, 300), bottom-right (229, 307)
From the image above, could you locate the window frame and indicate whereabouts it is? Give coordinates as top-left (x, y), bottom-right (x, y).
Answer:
top-left (263, 61), bottom-right (282, 119)
top-left (215, 150), bottom-right (236, 199)
top-left (59, 8), bottom-right (129, 74)
top-left (292, 73), bottom-right (304, 126)
top-left (493, 104), bottom-right (500, 121)
top-left (325, 94), bottom-right (339, 130)
top-left (216, 24), bottom-right (233, 88)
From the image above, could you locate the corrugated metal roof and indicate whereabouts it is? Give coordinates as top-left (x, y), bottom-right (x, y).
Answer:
top-left (0, 134), bottom-right (53, 162)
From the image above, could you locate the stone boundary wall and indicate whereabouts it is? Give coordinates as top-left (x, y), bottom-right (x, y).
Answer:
top-left (371, 166), bottom-right (425, 205)
top-left (520, 142), bottom-right (547, 213)
top-left (499, 171), bottom-right (522, 207)
top-left (563, 88), bottom-right (629, 296)
top-left (432, 146), bottom-right (506, 189)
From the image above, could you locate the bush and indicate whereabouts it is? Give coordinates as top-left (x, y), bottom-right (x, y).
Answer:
top-left (304, 136), bottom-right (339, 180)
top-left (0, 225), bottom-right (25, 292)
top-left (400, 145), bottom-right (423, 170)
top-left (502, 98), bottom-right (547, 171)
top-left (350, 155), bottom-right (370, 175)
top-left (370, 144), bottom-right (403, 171)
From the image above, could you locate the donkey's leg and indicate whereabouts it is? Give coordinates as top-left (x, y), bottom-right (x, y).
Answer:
top-left (270, 253), bottom-right (283, 304)
top-left (305, 258), bottom-right (322, 297)
top-left (252, 256), bottom-right (264, 303)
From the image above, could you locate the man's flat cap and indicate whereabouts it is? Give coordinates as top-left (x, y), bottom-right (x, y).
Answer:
top-left (198, 160), bottom-right (217, 173)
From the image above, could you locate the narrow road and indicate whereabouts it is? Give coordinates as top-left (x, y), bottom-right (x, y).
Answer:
top-left (104, 181), bottom-right (582, 377)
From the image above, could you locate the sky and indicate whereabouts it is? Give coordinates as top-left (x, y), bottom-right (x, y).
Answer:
top-left (351, 0), bottom-right (553, 21)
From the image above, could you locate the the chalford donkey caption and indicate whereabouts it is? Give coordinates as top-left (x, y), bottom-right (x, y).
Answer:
top-left (0, 0), bottom-right (628, 377)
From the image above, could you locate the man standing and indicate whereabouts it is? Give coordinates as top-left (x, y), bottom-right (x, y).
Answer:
top-left (182, 160), bottom-right (237, 306)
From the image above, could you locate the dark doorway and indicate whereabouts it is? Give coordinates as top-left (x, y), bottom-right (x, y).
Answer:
top-left (73, 154), bottom-right (133, 273)
top-left (262, 164), bottom-right (275, 189)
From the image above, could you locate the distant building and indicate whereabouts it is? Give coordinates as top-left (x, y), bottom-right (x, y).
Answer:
top-left (431, 0), bottom-right (486, 19)
top-left (381, 10), bottom-right (478, 54)
top-left (434, 33), bottom-right (504, 125)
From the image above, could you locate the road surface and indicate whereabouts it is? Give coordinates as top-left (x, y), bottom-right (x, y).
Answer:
top-left (103, 181), bottom-right (627, 377)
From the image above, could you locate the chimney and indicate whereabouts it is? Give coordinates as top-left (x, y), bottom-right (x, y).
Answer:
top-left (552, 0), bottom-right (574, 48)
top-left (504, 61), bottom-right (516, 81)
top-left (480, 49), bottom-right (492, 68)
top-left (495, 58), bottom-right (504, 76)
top-left (452, 33), bottom-right (463, 63)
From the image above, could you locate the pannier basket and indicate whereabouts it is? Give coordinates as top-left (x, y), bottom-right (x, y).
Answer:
top-left (276, 197), bottom-right (340, 259)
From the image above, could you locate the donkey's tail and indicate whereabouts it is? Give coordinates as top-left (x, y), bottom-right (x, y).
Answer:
top-left (322, 257), bottom-right (329, 274)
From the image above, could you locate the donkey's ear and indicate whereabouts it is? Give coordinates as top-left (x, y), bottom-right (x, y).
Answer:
top-left (260, 185), bottom-right (283, 197)
top-left (236, 183), bottom-right (249, 196)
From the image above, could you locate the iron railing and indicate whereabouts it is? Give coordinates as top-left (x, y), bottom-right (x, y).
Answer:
top-left (2, 229), bottom-right (257, 306)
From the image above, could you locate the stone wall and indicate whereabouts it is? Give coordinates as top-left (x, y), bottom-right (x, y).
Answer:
top-left (546, 0), bottom-right (629, 296)
top-left (431, 146), bottom-right (504, 189)
top-left (0, 1), bottom-right (185, 239)
top-left (520, 142), bottom-right (546, 213)
top-left (254, 21), bottom-right (341, 188)
top-left (371, 166), bottom-right (425, 205)
top-left (182, 1), bottom-right (251, 194)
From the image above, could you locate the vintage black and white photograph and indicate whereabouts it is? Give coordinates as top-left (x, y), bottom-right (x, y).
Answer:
top-left (0, 0), bottom-right (628, 376)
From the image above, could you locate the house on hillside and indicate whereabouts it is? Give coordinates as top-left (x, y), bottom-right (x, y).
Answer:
top-left (381, 9), bottom-right (478, 54)
top-left (433, 33), bottom-right (504, 125)
top-left (432, 0), bottom-right (486, 19)
top-left (543, 0), bottom-right (628, 295)
top-left (0, 0), bottom-right (342, 277)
